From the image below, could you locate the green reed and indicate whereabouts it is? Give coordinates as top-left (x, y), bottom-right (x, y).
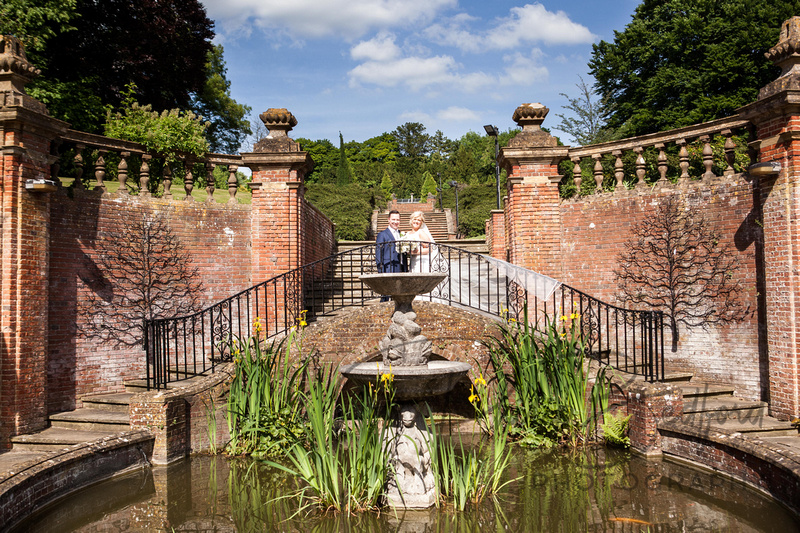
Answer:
top-left (225, 325), bottom-right (312, 457)
top-left (484, 306), bottom-right (609, 447)
top-left (269, 369), bottom-right (394, 514)
top-left (427, 408), bottom-right (517, 511)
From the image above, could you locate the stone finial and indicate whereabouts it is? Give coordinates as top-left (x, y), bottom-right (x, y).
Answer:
top-left (0, 35), bottom-right (40, 93)
top-left (259, 108), bottom-right (297, 138)
top-left (765, 17), bottom-right (800, 77)
top-left (512, 102), bottom-right (549, 132)
top-left (253, 108), bottom-right (301, 153)
top-left (759, 17), bottom-right (800, 99)
top-left (507, 102), bottom-right (557, 148)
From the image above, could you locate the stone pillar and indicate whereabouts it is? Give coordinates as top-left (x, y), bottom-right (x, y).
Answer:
top-left (240, 109), bottom-right (313, 283)
top-left (487, 209), bottom-right (506, 260)
top-left (739, 17), bottom-right (800, 420)
top-left (0, 36), bottom-right (68, 448)
top-left (498, 103), bottom-right (568, 278)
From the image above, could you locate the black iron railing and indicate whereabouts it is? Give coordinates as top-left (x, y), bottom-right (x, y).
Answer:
top-left (143, 242), bottom-right (664, 389)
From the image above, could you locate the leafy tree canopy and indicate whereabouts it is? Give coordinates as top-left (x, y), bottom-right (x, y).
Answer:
top-left (105, 85), bottom-right (209, 161)
top-left (3, 0), bottom-right (249, 152)
top-left (589, 0), bottom-right (798, 137)
top-left (0, 0), bottom-right (77, 52)
top-left (191, 45), bottom-right (252, 154)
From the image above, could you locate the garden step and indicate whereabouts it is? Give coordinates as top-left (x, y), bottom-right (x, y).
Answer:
top-left (682, 396), bottom-right (768, 421)
top-left (124, 374), bottom-right (210, 393)
top-left (759, 435), bottom-right (800, 453)
top-left (661, 371), bottom-right (694, 383)
top-left (81, 392), bottom-right (133, 413)
top-left (10, 427), bottom-right (118, 453)
top-left (49, 408), bottom-right (130, 432)
top-left (678, 384), bottom-right (736, 398)
top-left (703, 416), bottom-right (798, 437)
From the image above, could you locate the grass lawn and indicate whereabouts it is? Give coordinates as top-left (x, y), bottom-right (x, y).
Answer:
top-left (58, 177), bottom-right (252, 204)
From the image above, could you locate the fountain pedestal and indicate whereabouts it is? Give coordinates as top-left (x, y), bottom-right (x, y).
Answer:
top-left (340, 273), bottom-right (470, 509)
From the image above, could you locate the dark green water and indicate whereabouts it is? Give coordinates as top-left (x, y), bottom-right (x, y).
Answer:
top-left (12, 447), bottom-right (800, 532)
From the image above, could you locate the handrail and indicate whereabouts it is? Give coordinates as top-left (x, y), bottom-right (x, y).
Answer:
top-left (143, 242), bottom-right (665, 389)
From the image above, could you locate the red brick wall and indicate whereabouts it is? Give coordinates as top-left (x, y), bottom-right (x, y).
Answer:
top-left (1, 126), bottom-right (59, 447)
top-left (302, 199), bottom-right (335, 266)
top-left (558, 176), bottom-right (762, 400)
top-left (47, 191), bottom-right (252, 413)
top-left (754, 115), bottom-right (800, 419)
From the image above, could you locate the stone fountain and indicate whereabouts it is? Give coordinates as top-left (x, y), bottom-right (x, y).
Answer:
top-left (341, 272), bottom-right (471, 509)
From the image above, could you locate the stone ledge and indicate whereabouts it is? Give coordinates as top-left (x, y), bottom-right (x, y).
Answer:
top-left (658, 418), bottom-right (800, 515)
top-left (0, 429), bottom-right (154, 530)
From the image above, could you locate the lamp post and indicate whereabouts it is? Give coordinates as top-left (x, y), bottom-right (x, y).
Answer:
top-left (449, 180), bottom-right (460, 238)
top-left (483, 124), bottom-right (501, 210)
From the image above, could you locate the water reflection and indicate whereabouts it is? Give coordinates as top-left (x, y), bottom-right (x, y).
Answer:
top-left (12, 447), bottom-right (800, 532)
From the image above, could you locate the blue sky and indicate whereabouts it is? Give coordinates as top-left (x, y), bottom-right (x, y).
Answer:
top-left (199, 0), bottom-right (641, 146)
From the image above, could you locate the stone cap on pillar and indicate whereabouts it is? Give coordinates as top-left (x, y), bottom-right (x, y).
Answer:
top-left (759, 17), bottom-right (800, 99)
top-left (499, 102), bottom-right (567, 177)
top-left (253, 108), bottom-right (301, 153)
top-left (242, 108), bottom-right (313, 179)
top-left (507, 103), bottom-right (558, 148)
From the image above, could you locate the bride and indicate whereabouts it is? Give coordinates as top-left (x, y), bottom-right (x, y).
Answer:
top-left (406, 211), bottom-right (436, 273)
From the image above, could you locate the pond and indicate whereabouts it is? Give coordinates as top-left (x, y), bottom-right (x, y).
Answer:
top-left (12, 446), bottom-right (800, 532)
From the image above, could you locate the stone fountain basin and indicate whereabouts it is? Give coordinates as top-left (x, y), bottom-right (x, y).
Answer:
top-left (341, 360), bottom-right (471, 400)
top-left (360, 273), bottom-right (446, 297)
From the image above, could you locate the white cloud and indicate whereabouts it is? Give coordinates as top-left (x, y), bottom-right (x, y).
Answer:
top-left (425, 3), bottom-right (595, 52)
top-left (500, 49), bottom-right (549, 86)
top-left (351, 34), bottom-right (401, 62)
top-left (202, 0), bottom-right (456, 40)
top-left (486, 4), bottom-right (595, 48)
top-left (437, 106), bottom-right (480, 122)
top-left (349, 55), bottom-right (459, 91)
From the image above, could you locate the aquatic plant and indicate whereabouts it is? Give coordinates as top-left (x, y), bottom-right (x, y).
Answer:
top-left (483, 306), bottom-right (609, 447)
top-left (427, 407), bottom-right (517, 511)
top-left (225, 323), bottom-right (312, 458)
top-left (270, 367), bottom-right (394, 513)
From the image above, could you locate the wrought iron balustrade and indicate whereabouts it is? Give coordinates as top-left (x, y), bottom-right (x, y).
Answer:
top-left (144, 242), bottom-right (664, 389)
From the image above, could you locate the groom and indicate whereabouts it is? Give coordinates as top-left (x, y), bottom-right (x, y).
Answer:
top-left (375, 210), bottom-right (405, 301)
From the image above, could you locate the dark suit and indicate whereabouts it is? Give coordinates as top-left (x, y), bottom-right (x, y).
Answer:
top-left (376, 228), bottom-right (405, 273)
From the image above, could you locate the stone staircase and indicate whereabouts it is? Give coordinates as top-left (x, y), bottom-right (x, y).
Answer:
top-left (374, 210), bottom-right (452, 241)
top-left (0, 376), bottom-right (201, 473)
top-left (663, 373), bottom-right (799, 442)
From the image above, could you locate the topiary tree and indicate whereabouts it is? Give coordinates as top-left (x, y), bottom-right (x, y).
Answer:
top-left (380, 171), bottom-right (394, 201)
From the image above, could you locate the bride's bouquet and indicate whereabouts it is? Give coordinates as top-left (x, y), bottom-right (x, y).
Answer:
top-left (396, 232), bottom-right (418, 254)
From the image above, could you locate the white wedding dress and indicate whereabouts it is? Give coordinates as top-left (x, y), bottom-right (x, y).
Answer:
top-left (407, 225), bottom-right (436, 273)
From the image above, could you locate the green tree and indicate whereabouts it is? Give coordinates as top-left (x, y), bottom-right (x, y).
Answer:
top-left (589, 0), bottom-right (797, 137)
top-left (555, 76), bottom-right (615, 145)
top-left (7, 0), bottom-right (240, 139)
top-left (420, 171), bottom-right (437, 198)
top-left (380, 171), bottom-right (394, 201)
top-left (305, 183), bottom-right (374, 240)
top-left (336, 132), bottom-right (352, 186)
top-left (191, 45), bottom-right (252, 154)
top-left (0, 0), bottom-right (77, 52)
top-left (298, 138), bottom-right (338, 183)
top-left (104, 85), bottom-right (209, 162)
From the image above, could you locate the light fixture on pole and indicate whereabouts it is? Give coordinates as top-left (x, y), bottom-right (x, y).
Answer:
top-left (483, 124), bottom-right (501, 210)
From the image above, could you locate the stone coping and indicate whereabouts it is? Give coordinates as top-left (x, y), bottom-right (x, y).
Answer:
top-left (0, 429), bottom-right (154, 530)
top-left (658, 417), bottom-right (800, 515)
